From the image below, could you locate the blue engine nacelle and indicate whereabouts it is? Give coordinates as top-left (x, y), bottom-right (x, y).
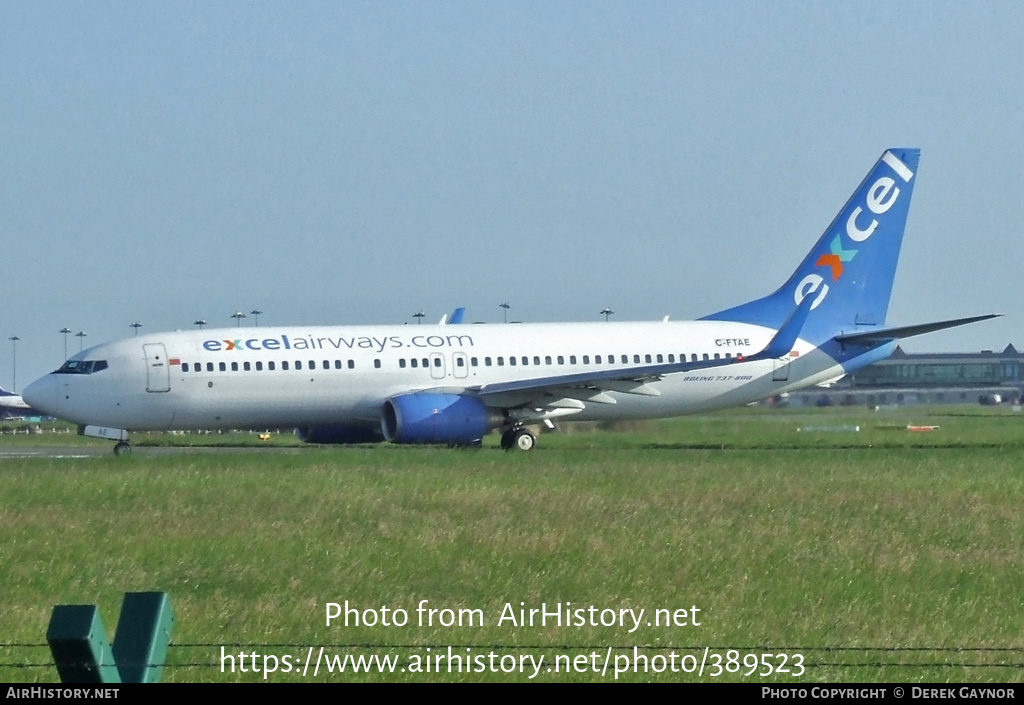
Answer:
top-left (381, 393), bottom-right (496, 444)
top-left (295, 425), bottom-right (385, 444)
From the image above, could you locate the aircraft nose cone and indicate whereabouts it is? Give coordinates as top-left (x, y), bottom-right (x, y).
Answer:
top-left (22, 376), bottom-right (58, 416)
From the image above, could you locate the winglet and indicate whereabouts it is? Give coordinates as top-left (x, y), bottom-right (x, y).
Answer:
top-left (748, 294), bottom-right (815, 361)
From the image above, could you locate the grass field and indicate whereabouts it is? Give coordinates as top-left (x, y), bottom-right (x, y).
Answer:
top-left (1, 406), bottom-right (1022, 682)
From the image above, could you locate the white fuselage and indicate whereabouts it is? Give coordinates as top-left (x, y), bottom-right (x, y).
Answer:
top-left (23, 320), bottom-right (846, 434)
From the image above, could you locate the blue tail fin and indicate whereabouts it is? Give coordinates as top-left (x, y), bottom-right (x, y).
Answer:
top-left (702, 148), bottom-right (920, 341)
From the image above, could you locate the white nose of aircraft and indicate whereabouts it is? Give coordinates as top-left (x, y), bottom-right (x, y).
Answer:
top-left (22, 375), bottom-right (60, 418)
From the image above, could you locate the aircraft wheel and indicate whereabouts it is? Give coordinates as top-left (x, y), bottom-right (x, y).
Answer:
top-left (113, 442), bottom-right (132, 456)
top-left (512, 429), bottom-right (536, 451)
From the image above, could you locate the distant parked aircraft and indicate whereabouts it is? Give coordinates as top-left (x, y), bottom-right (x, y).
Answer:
top-left (0, 385), bottom-right (43, 419)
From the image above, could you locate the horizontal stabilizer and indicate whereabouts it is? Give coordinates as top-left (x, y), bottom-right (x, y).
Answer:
top-left (834, 314), bottom-right (1001, 346)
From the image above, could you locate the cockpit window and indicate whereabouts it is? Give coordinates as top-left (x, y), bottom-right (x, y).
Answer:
top-left (54, 359), bottom-right (109, 374)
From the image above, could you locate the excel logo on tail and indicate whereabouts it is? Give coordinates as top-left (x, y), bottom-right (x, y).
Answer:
top-left (795, 151), bottom-right (915, 310)
top-left (815, 235), bottom-right (857, 281)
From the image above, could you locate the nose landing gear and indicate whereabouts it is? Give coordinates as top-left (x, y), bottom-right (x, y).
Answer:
top-left (78, 424), bottom-right (132, 456)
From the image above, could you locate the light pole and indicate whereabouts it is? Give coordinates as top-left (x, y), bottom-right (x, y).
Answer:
top-left (130, 321), bottom-right (142, 336)
top-left (500, 302), bottom-right (510, 323)
top-left (231, 312), bottom-right (246, 327)
top-left (8, 336), bottom-right (19, 393)
top-left (59, 327), bottom-right (72, 360)
top-left (194, 319), bottom-right (207, 330)
top-left (250, 309), bottom-right (263, 328)
top-left (600, 307), bottom-right (614, 322)
top-left (412, 311), bottom-right (425, 325)
top-left (76, 331), bottom-right (87, 352)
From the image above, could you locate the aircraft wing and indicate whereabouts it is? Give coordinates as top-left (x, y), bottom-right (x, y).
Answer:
top-left (471, 297), bottom-right (816, 408)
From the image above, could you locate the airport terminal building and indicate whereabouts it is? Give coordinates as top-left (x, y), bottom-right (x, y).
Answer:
top-left (787, 344), bottom-right (1024, 407)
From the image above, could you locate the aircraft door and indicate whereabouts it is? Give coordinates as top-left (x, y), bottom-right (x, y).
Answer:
top-left (429, 352), bottom-right (446, 380)
top-left (144, 343), bottom-right (171, 392)
top-left (452, 352), bottom-right (469, 379)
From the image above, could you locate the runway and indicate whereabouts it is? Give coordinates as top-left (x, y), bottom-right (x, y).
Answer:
top-left (0, 445), bottom-right (306, 459)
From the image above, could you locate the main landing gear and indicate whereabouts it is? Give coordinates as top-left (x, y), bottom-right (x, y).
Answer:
top-left (500, 426), bottom-right (536, 452)
top-left (113, 441), bottom-right (133, 456)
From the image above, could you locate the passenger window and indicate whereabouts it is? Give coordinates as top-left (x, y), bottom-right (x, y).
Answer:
top-left (411, 358), bottom-right (418, 368)
top-left (545, 356), bottom-right (552, 365)
top-left (282, 361), bottom-right (290, 370)
top-left (207, 362), bottom-right (214, 372)
top-left (714, 353), bottom-right (720, 360)
top-left (595, 355), bottom-right (601, 364)
top-left (570, 355), bottom-right (576, 364)
top-left (268, 361), bottom-right (276, 371)
top-left (533, 356), bottom-right (540, 366)
top-left (182, 363), bottom-right (190, 372)
top-left (335, 360), bottom-right (342, 369)
top-left (374, 359), bottom-right (381, 368)
top-left (497, 357), bottom-right (504, 366)
top-left (471, 357), bottom-right (478, 366)
top-left (644, 354), bottom-right (651, 363)
top-left (583, 355), bottom-right (590, 364)
top-left (668, 354), bottom-right (674, 363)
top-left (349, 360), bottom-right (355, 369)
top-left (509, 356), bottom-right (516, 366)
top-left (703, 353), bottom-right (709, 361)
top-left (485, 357), bottom-right (492, 366)
top-left (256, 361), bottom-right (263, 371)
top-left (456, 357), bottom-right (464, 367)
top-left (621, 355), bottom-right (628, 364)
top-left (432, 358), bottom-right (440, 367)
top-left (557, 356), bottom-right (564, 365)
top-left (244, 362), bottom-right (251, 371)
top-left (522, 356), bottom-right (528, 366)
top-left (657, 354), bottom-right (663, 363)
top-left (323, 360), bottom-right (330, 370)
top-left (231, 362), bottom-right (239, 372)
top-left (219, 362), bottom-right (227, 372)
top-left (399, 359), bottom-right (407, 368)
top-left (295, 361), bottom-right (302, 370)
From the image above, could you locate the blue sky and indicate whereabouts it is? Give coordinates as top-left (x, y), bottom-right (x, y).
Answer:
top-left (2, 1), bottom-right (1021, 387)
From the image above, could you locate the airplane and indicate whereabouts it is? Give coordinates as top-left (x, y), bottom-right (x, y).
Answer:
top-left (22, 148), bottom-right (997, 454)
top-left (0, 385), bottom-right (44, 419)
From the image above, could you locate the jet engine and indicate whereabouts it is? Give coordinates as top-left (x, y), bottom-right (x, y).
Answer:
top-left (381, 393), bottom-right (498, 444)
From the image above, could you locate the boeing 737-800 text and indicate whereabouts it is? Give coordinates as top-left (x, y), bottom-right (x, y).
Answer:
top-left (23, 149), bottom-right (996, 453)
